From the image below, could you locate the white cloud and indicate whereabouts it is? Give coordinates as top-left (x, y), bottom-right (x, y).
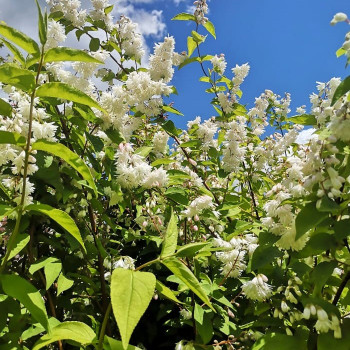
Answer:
top-left (296, 128), bottom-right (317, 144)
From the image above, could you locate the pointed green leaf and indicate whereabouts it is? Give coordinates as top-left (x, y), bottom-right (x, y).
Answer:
top-left (0, 22), bottom-right (40, 55)
top-left (162, 257), bottom-right (214, 311)
top-left (8, 234), bottom-right (30, 261)
top-left (44, 47), bottom-right (103, 63)
top-left (44, 260), bottom-right (62, 290)
top-left (0, 63), bottom-right (36, 92)
top-left (111, 269), bottom-right (156, 349)
top-left (0, 38), bottom-right (25, 66)
top-left (0, 274), bottom-right (50, 331)
top-left (35, 0), bottom-right (47, 46)
top-left (29, 257), bottom-right (58, 275)
top-left (0, 98), bottom-right (12, 117)
top-left (35, 82), bottom-right (105, 112)
top-left (89, 37), bottom-right (100, 52)
top-left (31, 140), bottom-right (97, 196)
top-left (163, 105), bottom-right (184, 116)
top-left (0, 204), bottom-right (14, 220)
top-left (105, 337), bottom-right (141, 350)
top-left (172, 13), bottom-right (196, 21)
top-left (289, 114), bottom-right (317, 125)
top-left (187, 36), bottom-right (197, 57)
top-left (0, 130), bottom-right (26, 146)
top-left (295, 202), bottom-right (328, 240)
top-left (104, 5), bottom-right (114, 15)
top-left (155, 280), bottom-right (182, 304)
top-left (175, 242), bottom-right (210, 258)
top-left (32, 322), bottom-right (96, 350)
top-left (56, 273), bottom-right (74, 296)
top-left (331, 75), bottom-right (350, 106)
top-left (203, 20), bottom-right (216, 39)
top-left (160, 212), bottom-right (178, 258)
top-left (25, 203), bottom-right (86, 251)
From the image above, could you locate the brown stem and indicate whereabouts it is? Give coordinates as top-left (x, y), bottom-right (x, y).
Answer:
top-left (333, 271), bottom-right (350, 305)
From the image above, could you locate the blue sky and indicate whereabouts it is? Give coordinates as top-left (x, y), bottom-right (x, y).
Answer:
top-left (1, 0), bottom-right (349, 130)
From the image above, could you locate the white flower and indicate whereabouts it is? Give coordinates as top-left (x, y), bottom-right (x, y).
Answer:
top-left (153, 131), bottom-right (169, 154)
top-left (241, 274), bottom-right (272, 302)
top-left (232, 63), bottom-right (250, 87)
top-left (331, 12), bottom-right (348, 25)
top-left (211, 54), bottom-right (227, 74)
top-left (46, 19), bottom-right (66, 50)
top-left (182, 195), bottom-right (214, 218)
top-left (143, 167), bottom-right (168, 188)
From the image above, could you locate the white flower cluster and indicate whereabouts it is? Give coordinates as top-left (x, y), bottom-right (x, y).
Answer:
top-left (46, 0), bottom-right (87, 27)
top-left (116, 16), bottom-right (145, 61)
top-left (213, 234), bottom-right (258, 278)
top-left (211, 54), bottom-right (227, 75)
top-left (46, 19), bottom-right (66, 50)
top-left (115, 143), bottom-right (168, 189)
top-left (153, 131), bottom-right (169, 155)
top-left (90, 0), bottom-right (113, 29)
top-left (193, 0), bottom-right (208, 25)
top-left (149, 36), bottom-right (176, 83)
top-left (241, 274), bottom-right (272, 302)
top-left (182, 195), bottom-right (214, 218)
top-left (303, 305), bottom-right (342, 338)
top-left (72, 50), bottom-right (109, 79)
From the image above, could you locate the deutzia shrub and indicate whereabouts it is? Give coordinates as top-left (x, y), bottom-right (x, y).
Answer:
top-left (0, 1), bottom-right (349, 349)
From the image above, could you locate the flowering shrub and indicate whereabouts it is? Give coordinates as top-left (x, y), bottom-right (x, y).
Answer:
top-left (0, 1), bottom-right (350, 349)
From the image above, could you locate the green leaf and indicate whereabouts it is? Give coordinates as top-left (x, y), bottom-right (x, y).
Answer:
top-left (29, 257), bottom-right (58, 275)
top-left (336, 47), bottom-right (346, 58)
top-left (104, 5), bottom-right (114, 14)
top-left (252, 332), bottom-right (307, 350)
top-left (0, 63), bottom-right (36, 91)
top-left (203, 20), bottom-right (216, 39)
top-left (160, 211), bottom-right (178, 258)
top-left (295, 202), bottom-right (328, 240)
top-left (0, 38), bottom-right (25, 66)
top-left (26, 203), bottom-right (86, 252)
top-left (0, 204), bottom-right (14, 220)
top-left (176, 242), bottom-right (210, 258)
top-left (56, 273), bottom-right (74, 296)
top-left (316, 196), bottom-right (340, 213)
top-left (155, 280), bottom-right (182, 304)
top-left (0, 22), bottom-right (40, 55)
top-left (0, 130), bottom-right (26, 146)
top-left (35, 82), bottom-right (105, 112)
top-left (311, 261), bottom-right (337, 295)
top-left (105, 336), bottom-right (141, 350)
top-left (162, 257), bottom-right (214, 311)
top-left (251, 245), bottom-right (283, 270)
top-left (44, 260), bottom-right (62, 290)
top-left (31, 140), bottom-right (97, 196)
top-left (317, 320), bottom-right (350, 350)
top-left (35, 0), bottom-right (47, 46)
top-left (288, 114), bottom-right (317, 125)
top-left (0, 98), bottom-right (12, 117)
top-left (163, 105), bottom-right (184, 116)
top-left (334, 219), bottom-right (350, 241)
top-left (161, 120), bottom-right (181, 137)
top-left (191, 31), bottom-right (206, 44)
top-left (187, 36), bottom-right (197, 57)
top-left (172, 13), bottom-right (196, 21)
top-left (44, 47), bottom-right (103, 63)
top-left (134, 146), bottom-right (153, 158)
top-left (111, 269), bottom-right (156, 349)
top-left (165, 187), bottom-right (189, 206)
top-left (0, 274), bottom-right (50, 331)
top-left (8, 234), bottom-right (30, 261)
top-left (89, 37), bottom-right (100, 52)
top-left (331, 75), bottom-right (350, 106)
top-left (32, 321), bottom-right (96, 350)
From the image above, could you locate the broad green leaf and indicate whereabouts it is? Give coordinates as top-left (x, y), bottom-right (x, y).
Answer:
top-left (161, 120), bottom-right (181, 137)
top-left (134, 146), bottom-right (153, 158)
top-left (162, 257), bottom-right (214, 311)
top-left (32, 140), bottom-right (97, 196)
top-left (311, 261), bottom-right (337, 295)
top-left (89, 37), bottom-right (100, 52)
top-left (203, 20), bottom-right (216, 39)
top-left (252, 332), bottom-right (307, 350)
top-left (26, 203), bottom-right (86, 251)
top-left (334, 219), bottom-right (350, 241)
top-left (176, 242), bottom-right (210, 258)
top-left (35, 0), bottom-right (47, 46)
top-left (56, 273), bottom-right (74, 296)
top-left (172, 13), bottom-right (196, 21)
top-left (0, 38), bottom-right (25, 66)
top-left (251, 245), bottom-right (283, 270)
top-left (111, 269), bottom-right (156, 349)
top-left (331, 75), bottom-right (350, 106)
top-left (32, 321), bottom-right (96, 350)
top-left (0, 63), bottom-right (36, 92)
top-left (317, 320), bottom-right (350, 350)
top-left (0, 22), bottom-right (40, 55)
top-left (288, 114), bottom-right (317, 125)
top-left (191, 31), bottom-right (206, 44)
top-left (163, 105), bottom-right (184, 116)
top-left (316, 196), bottom-right (340, 213)
top-left (44, 260), bottom-right (62, 290)
top-left (29, 257), bottom-right (59, 275)
top-left (104, 5), bottom-right (114, 15)
top-left (0, 98), bottom-right (12, 117)
top-left (0, 204), bottom-right (14, 220)
top-left (35, 82), bottom-right (105, 112)
top-left (105, 336), bottom-right (141, 350)
top-left (187, 36), bottom-right (197, 57)
top-left (295, 202), bottom-right (328, 240)
top-left (165, 187), bottom-right (189, 206)
top-left (44, 47), bottom-right (103, 63)
top-left (8, 234), bottom-right (30, 261)
top-left (0, 274), bottom-right (50, 331)
top-left (0, 130), bottom-right (25, 146)
top-left (155, 280), bottom-right (182, 304)
top-left (160, 212), bottom-right (178, 258)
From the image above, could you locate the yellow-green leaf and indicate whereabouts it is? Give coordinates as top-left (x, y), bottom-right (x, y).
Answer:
top-left (203, 20), bottom-right (216, 39)
top-left (31, 140), bottom-right (97, 196)
top-left (160, 211), bottom-right (178, 258)
top-left (35, 82), bottom-right (105, 112)
top-left (44, 47), bottom-right (103, 63)
top-left (155, 280), bottom-right (182, 304)
top-left (0, 63), bottom-right (35, 92)
top-left (0, 130), bottom-right (26, 146)
top-left (25, 203), bottom-right (86, 252)
top-left (111, 269), bottom-right (156, 349)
